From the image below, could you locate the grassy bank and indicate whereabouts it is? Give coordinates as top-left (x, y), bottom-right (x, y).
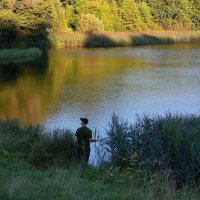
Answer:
top-left (0, 32), bottom-right (199, 55)
top-left (0, 48), bottom-right (42, 65)
top-left (0, 157), bottom-right (199, 200)
top-left (1, 113), bottom-right (200, 199)
top-left (56, 31), bottom-right (200, 48)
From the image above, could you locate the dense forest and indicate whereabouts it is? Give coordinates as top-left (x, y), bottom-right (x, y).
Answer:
top-left (0, 0), bottom-right (199, 48)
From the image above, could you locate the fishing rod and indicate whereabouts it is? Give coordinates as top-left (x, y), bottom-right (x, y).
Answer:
top-left (92, 128), bottom-right (109, 142)
top-left (95, 137), bottom-right (109, 142)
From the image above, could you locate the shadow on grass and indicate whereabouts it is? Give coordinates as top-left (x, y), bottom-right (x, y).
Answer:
top-left (84, 32), bottom-right (118, 47)
top-left (83, 32), bottom-right (177, 48)
top-left (131, 34), bottom-right (174, 45)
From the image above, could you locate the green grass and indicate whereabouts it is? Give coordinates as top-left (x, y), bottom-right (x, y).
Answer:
top-left (0, 157), bottom-right (199, 200)
top-left (0, 120), bottom-right (76, 168)
top-left (56, 31), bottom-right (200, 48)
top-left (0, 48), bottom-right (42, 65)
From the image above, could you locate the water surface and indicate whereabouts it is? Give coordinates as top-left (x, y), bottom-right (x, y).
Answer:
top-left (0, 43), bottom-right (200, 133)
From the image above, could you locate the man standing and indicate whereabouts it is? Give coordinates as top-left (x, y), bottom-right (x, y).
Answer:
top-left (76, 118), bottom-right (96, 164)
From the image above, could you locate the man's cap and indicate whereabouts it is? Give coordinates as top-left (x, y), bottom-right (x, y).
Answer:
top-left (80, 118), bottom-right (89, 124)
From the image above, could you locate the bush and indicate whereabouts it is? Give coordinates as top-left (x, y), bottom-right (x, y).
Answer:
top-left (27, 141), bottom-right (51, 167)
top-left (119, 0), bottom-right (142, 32)
top-left (0, 120), bottom-right (41, 156)
top-left (76, 14), bottom-right (104, 32)
top-left (41, 129), bottom-right (76, 166)
top-left (103, 113), bottom-right (200, 185)
top-left (0, 120), bottom-right (76, 168)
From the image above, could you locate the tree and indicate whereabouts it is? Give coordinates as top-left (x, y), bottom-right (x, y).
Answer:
top-left (109, 0), bottom-right (123, 31)
top-left (76, 14), bottom-right (104, 32)
top-left (189, 0), bottom-right (200, 30)
top-left (65, 4), bottom-right (74, 29)
top-left (146, 0), bottom-right (194, 30)
top-left (0, 11), bottom-right (19, 48)
top-left (0, 0), bottom-right (68, 48)
top-left (180, 0), bottom-right (194, 29)
top-left (119, 0), bottom-right (142, 32)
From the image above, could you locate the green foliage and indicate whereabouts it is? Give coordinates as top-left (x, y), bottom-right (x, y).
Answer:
top-left (104, 113), bottom-right (200, 185)
top-left (84, 0), bottom-right (115, 31)
top-left (119, 0), bottom-right (142, 32)
top-left (66, 0), bottom-right (200, 32)
top-left (0, 0), bottom-right (15, 10)
top-left (147, 0), bottom-right (176, 29)
top-left (1, 115), bottom-right (200, 198)
top-left (189, 0), bottom-right (200, 30)
top-left (109, 0), bottom-right (123, 31)
top-left (65, 4), bottom-right (74, 29)
top-left (77, 14), bottom-right (104, 32)
top-left (0, 0), bottom-right (199, 48)
top-left (0, 120), bottom-right (76, 168)
top-left (62, 0), bottom-right (200, 32)
top-left (178, 0), bottom-right (193, 29)
top-left (27, 141), bottom-right (51, 167)
top-left (0, 0), bottom-right (67, 49)
top-left (138, 3), bottom-right (151, 24)
top-left (0, 11), bottom-right (20, 48)
top-left (138, 2), bottom-right (158, 30)
top-left (146, 0), bottom-right (195, 30)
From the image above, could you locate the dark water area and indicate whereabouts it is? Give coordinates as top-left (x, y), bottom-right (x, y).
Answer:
top-left (0, 43), bottom-right (200, 134)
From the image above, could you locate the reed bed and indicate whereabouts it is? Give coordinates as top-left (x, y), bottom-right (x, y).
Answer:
top-left (0, 120), bottom-right (76, 168)
top-left (56, 31), bottom-right (200, 48)
top-left (102, 113), bottom-right (200, 186)
top-left (0, 48), bottom-right (42, 65)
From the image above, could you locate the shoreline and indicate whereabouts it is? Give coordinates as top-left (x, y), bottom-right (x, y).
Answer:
top-left (0, 31), bottom-right (199, 65)
top-left (55, 31), bottom-right (200, 48)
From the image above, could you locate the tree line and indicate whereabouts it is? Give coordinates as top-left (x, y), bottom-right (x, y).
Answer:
top-left (0, 0), bottom-right (199, 48)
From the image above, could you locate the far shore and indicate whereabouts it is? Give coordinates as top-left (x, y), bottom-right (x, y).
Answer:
top-left (0, 31), bottom-right (199, 65)
top-left (55, 31), bottom-right (200, 48)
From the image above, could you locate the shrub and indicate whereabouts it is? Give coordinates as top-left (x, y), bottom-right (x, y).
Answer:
top-left (103, 113), bottom-right (200, 185)
top-left (119, 0), bottom-right (142, 32)
top-left (0, 120), bottom-right (41, 156)
top-left (0, 120), bottom-right (76, 168)
top-left (76, 14), bottom-right (104, 32)
top-left (27, 141), bottom-right (52, 167)
top-left (41, 129), bottom-right (76, 166)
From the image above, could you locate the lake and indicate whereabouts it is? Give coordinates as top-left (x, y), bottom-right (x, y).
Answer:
top-left (0, 43), bottom-right (200, 134)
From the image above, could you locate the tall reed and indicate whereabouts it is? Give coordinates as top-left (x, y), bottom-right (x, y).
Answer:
top-left (103, 113), bottom-right (200, 185)
top-left (0, 120), bottom-right (76, 168)
top-left (57, 31), bottom-right (200, 48)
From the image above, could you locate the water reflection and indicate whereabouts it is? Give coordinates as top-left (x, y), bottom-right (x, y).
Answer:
top-left (0, 55), bottom-right (49, 123)
top-left (0, 43), bottom-right (200, 130)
